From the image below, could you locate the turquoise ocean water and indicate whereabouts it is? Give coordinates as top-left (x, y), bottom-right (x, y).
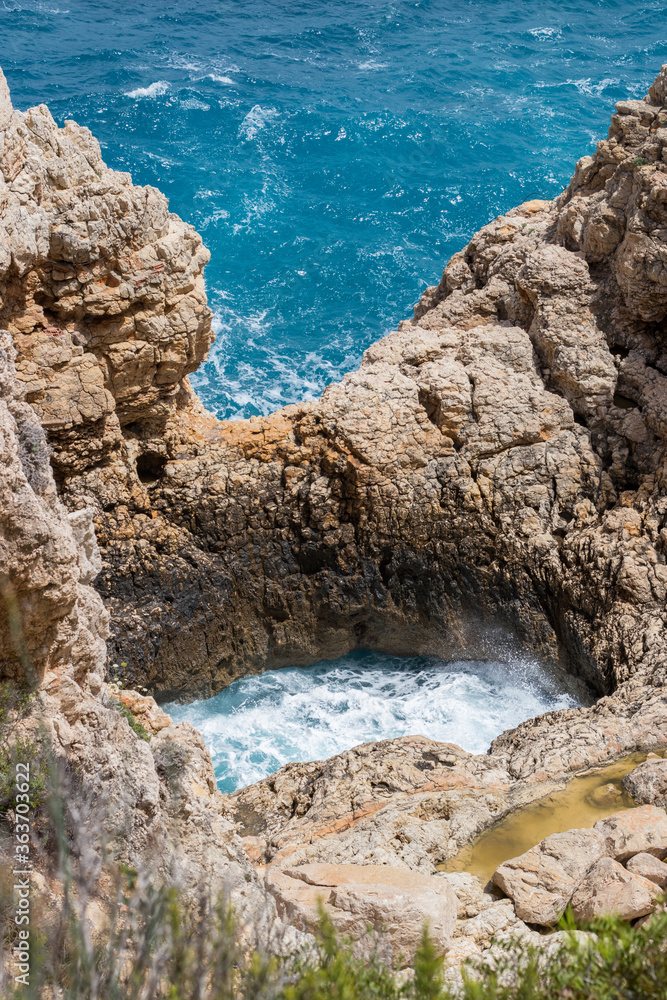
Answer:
top-left (3, 1), bottom-right (664, 789)
top-left (3, 0), bottom-right (665, 419)
top-left (165, 652), bottom-right (581, 792)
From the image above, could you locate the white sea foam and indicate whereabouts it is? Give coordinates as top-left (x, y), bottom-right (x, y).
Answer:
top-left (358, 60), bottom-right (388, 71)
top-left (124, 80), bottom-right (170, 99)
top-left (208, 74), bottom-right (236, 85)
top-left (240, 105), bottom-right (279, 140)
top-left (528, 26), bottom-right (562, 40)
top-left (190, 303), bottom-right (361, 421)
top-left (180, 97), bottom-right (210, 111)
top-left (567, 77), bottom-right (619, 97)
top-left (167, 652), bottom-right (582, 792)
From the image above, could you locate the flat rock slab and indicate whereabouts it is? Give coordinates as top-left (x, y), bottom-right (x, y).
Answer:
top-left (593, 804), bottom-right (667, 861)
top-left (492, 828), bottom-right (607, 926)
top-left (626, 852), bottom-right (667, 887)
top-left (571, 857), bottom-right (662, 921)
top-left (623, 759), bottom-right (667, 809)
top-left (265, 863), bottom-right (457, 964)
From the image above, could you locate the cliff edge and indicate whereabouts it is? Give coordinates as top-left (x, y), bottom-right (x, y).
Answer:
top-left (2, 64), bottom-right (667, 891)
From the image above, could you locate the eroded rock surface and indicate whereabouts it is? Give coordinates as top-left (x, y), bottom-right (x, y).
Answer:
top-left (490, 801), bottom-right (667, 926)
top-left (625, 851), bottom-right (667, 886)
top-left (2, 64), bottom-right (667, 732)
top-left (4, 60), bottom-right (667, 966)
top-left (492, 828), bottom-right (607, 925)
top-left (593, 803), bottom-right (667, 860)
top-left (622, 757), bottom-right (667, 807)
top-left (570, 857), bottom-right (661, 922)
top-left (0, 328), bottom-right (280, 933)
top-left (265, 862), bottom-right (457, 964)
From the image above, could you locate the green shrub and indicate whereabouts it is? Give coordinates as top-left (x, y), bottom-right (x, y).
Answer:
top-left (0, 681), bottom-right (48, 818)
top-left (110, 697), bottom-right (151, 742)
top-left (2, 761), bottom-right (667, 1000)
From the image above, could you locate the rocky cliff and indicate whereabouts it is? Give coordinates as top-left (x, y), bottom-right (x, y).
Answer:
top-left (4, 67), bottom-right (667, 709)
top-left (2, 62), bottom-right (667, 924)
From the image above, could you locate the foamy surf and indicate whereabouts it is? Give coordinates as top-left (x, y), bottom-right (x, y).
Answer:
top-left (166, 650), bottom-right (582, 792)
top-left (124, 80), bottom-right (170, 99)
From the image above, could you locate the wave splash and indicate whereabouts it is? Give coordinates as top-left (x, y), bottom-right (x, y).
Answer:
top-left (166, 650), bottom-right (581, 793)
top-left (124, 80), bottom-right (170, 99)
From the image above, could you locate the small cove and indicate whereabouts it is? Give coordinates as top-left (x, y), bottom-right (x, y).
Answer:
top-left (166, 649), bottom-right (585, 793)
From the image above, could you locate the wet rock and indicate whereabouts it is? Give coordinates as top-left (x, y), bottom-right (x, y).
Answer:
top-left (625, 852), bottom-right (667, 887)
top-left (265, 863), bottom-right (457, 964)
top-left (622, 759), bottom-right (667, 809)
top-left (492, 828), bottom-right (607, 925)
top-left (570, 857), bottom-right (662, 921)
top-left (593, 805), bottom-right (667, 861)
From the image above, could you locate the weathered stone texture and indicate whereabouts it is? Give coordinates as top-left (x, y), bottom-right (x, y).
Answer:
top-left (593, 803), bottom-right (667, 861)
top-left (0, 321), bottom-right (277, 928)
top-left (622, 757), bottom-right (667, 807)
top-left (5, 66), bottom-right (667, 753)
top-left (625, 851), bottom-right (667, 887)
top-left (570, 857), bottom-right (662, 922)
top-left (265, 862), bottom-right (457, 964)
top-left (4, 59), bottom-right (667, 964)
top-left (491, 828), bottom-right (607, 925)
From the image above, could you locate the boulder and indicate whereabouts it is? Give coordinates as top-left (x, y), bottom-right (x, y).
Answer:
top-left (593, 805), bottom-right (667, 861)
top-left (570, 857), bottom-right (662, 922)
top-left (625, 852), bottom-right (667, 888)
top-left (622, 759), bottom-right (667, 809)
top-left (437, 872), bottom-right (497, 918)
top-left (265, 863), bottom-right (457, 964)
top-left (492, 828), bottom-right (607, 925)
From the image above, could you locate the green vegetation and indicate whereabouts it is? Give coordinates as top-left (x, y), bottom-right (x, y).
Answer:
top-left (110, 697), bottom-right (151, 742)
top-left (1, 845), bottom-right (666, 1000)
top-left (0, 682), bottom-right (47, 817)
top-left (633, 156), bottom-right (647, 167)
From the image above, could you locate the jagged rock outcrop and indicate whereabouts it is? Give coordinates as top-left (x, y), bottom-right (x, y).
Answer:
top-left (4, 65), bottom-right (667, 719)
top-left (3, 61), bottom-right (667, 949)
top-left (0, 326), bottom-right (276, 924)
top-left (0, 328), bottom-right (106, 685)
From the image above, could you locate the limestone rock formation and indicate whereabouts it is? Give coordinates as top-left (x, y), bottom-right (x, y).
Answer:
top-left (3, 59), bottom-right (667, 744)
top-left (491, 828), bottom-right (607, 925)
top-left (0, 324), bottom-right (275, 925)
top-left (229, 735), bottom-right (568, 873)
top-left (0, 328), bottom-right (106, 686)
top-left (622, 756), bottom-right (667, 807)
top-left (490, 803), bottom-right (667, 926)
top-left (265, 862), bottom-right (457, 964)
top-left (2, 63), bottom-right (667, 739)
top-left (570, 857), bottom-right (662, 922)
top-left (4, 56), bottom-right (667, 967)
top-left (593, 803), bottom-right (667, 860)
top-left (625, 851), bottom-right (667, 887)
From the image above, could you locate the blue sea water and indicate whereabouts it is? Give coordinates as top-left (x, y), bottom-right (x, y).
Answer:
top-left (2, 0), bottom-right (665, 419)
top-left (3, 3), bottom-right (664, 788)
top-left (165, 651), bottom-right (581, 792)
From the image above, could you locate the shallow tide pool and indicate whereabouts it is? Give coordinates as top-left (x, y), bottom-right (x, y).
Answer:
top-left (166, 650), bottom-right (583, 793)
